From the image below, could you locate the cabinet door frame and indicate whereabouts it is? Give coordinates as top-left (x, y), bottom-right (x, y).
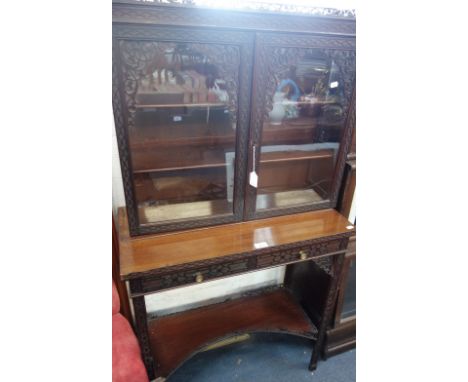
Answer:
top-left (244, 32), bottom-right (356, 220)
top-left (113, 24), bottom-right (254, 236)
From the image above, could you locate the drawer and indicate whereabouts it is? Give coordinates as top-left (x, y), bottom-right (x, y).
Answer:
top-left (257, 238), bottom-right (342, 268)
top-left (141, 257), bottom-right (257, 292)
top-left (257, 247), bottom-right (309, 268)
top-left (140, 237), bottom-right (344, 293)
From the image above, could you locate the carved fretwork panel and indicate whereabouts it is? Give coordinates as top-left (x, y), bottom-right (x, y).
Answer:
top-left (142, 257), bottom-right (257, 292)
top-left (118, 40), bottom-right (241, 130)
top-left (132, 297), bottom-right (154, 373)
top-left (312, 257), bottom-right (333, 275)
top-left (261, 48), bottom-right (355, 119)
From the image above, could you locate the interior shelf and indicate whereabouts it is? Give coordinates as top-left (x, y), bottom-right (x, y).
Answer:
top-left (260, 149), bottom-right (333, 164)
top-left (148, 288), bottom-right (317, 378)
top-left (131, 147), bottom-right (333, 174)
top-left (128, 118), bottom-right (334, 152)
top-left (129, 123), bottom-right (235, 150)
top-left (135, 102), bottom-right (226, 109)
top-left (132, 148), bottom-right (228, 173)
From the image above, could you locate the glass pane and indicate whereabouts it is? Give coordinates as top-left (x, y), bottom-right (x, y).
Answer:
top-left (120, 41), bottom-right (240, 225)
top-left (341, 258), bottom-right (356, 320)
top-left (256, 48), bottom-right (352, 211)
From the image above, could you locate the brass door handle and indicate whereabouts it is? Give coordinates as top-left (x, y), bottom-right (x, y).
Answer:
top-left (195, 272), bottom-right (204, 283)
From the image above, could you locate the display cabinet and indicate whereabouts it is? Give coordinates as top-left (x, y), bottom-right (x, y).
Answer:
top-left (112, 1), bottom-right (356, 380)
top-left (113, 1), bottom-right (356, 236)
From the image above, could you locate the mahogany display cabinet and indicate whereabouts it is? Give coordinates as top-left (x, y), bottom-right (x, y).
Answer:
top-left (113, 1), bottom-right (356, 380)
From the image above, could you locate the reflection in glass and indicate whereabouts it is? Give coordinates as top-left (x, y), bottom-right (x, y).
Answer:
top-left (256, 49), bottom-right (349, 211)
top-left (121, 42), bottom-right (240, 224)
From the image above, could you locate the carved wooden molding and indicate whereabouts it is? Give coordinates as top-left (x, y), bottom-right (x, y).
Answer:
top-left (131, 292), bottom-right (156, 379)
top-left (312, 256), bottom-right (333, 275)
top-left (114, 1), bottom-right (356, 19)
top-left (113, 3), bottom-right (356, 36)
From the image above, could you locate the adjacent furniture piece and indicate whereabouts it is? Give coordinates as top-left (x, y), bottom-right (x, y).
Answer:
top-left (113, 281), bottom-right (149, 382)
top-left (112, 1), bottom-right (356, 380)
top-left (325, 144), bottom-right (357, 357)
top-left (324, 235), bottom-right (356, 357)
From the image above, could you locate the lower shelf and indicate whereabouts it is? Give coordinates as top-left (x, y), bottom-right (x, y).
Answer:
top-left (148, 288), bottom-right (317, 378)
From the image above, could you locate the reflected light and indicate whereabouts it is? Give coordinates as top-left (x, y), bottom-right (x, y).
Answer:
top-left (254, 227), bottom-right (275, 248)
top-left (137, 1), bottom-right (356, 14)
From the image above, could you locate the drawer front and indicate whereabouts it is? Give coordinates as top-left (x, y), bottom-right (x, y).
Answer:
top-left (257, 238), bottom-right (342, 268)
top-left (141, 237), bottom-right (344, 293)
top-left (141, 257), bottom-right (257, 293)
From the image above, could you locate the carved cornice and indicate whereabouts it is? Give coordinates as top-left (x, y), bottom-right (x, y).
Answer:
top-left (114, 1), bottom-right (355, 19)
top-left (113, 2), bottom-right (356, 37)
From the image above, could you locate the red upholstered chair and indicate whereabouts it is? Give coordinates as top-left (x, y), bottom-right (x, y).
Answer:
top-left (113, 281), bottom-right (149, 382)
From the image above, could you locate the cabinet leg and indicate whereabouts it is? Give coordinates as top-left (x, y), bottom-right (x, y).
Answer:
top-left (132, 295), bottom-right (156, 380)
top-left (309, 253), bottom-right (345, 370)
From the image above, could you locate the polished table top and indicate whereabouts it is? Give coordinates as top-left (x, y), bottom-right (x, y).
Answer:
top-left (118, 207), bottom-right (354, 279)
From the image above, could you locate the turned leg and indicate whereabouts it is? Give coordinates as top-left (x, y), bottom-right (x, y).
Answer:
top-left (130, 280), bottom-right (156, 380)
top-left (309, 252), bottom-right (345, 370)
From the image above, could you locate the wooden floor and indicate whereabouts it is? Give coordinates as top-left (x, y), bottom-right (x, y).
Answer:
top-left (148, 288), bottom-right (317, 378)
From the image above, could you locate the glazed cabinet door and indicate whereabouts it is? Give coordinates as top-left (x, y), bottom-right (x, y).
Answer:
top-left (113, 25), bottom-right (254, 235)
top-left (245, 33), bottom-right (355, 219)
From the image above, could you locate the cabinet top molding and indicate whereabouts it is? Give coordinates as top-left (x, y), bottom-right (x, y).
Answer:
top-left (113, 1), bottom-right (356, 36)
top-left (113, 0), bottom-right (356, 19)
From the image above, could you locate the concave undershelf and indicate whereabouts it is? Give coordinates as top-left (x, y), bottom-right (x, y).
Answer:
top-left (148, 288), bottom-right (317, 378)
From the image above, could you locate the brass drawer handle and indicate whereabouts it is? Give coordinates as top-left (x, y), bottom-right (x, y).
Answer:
top-left (299, 250), bottom-right (308, 260)
top-left (195, 273), bottom-right (204, 283)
